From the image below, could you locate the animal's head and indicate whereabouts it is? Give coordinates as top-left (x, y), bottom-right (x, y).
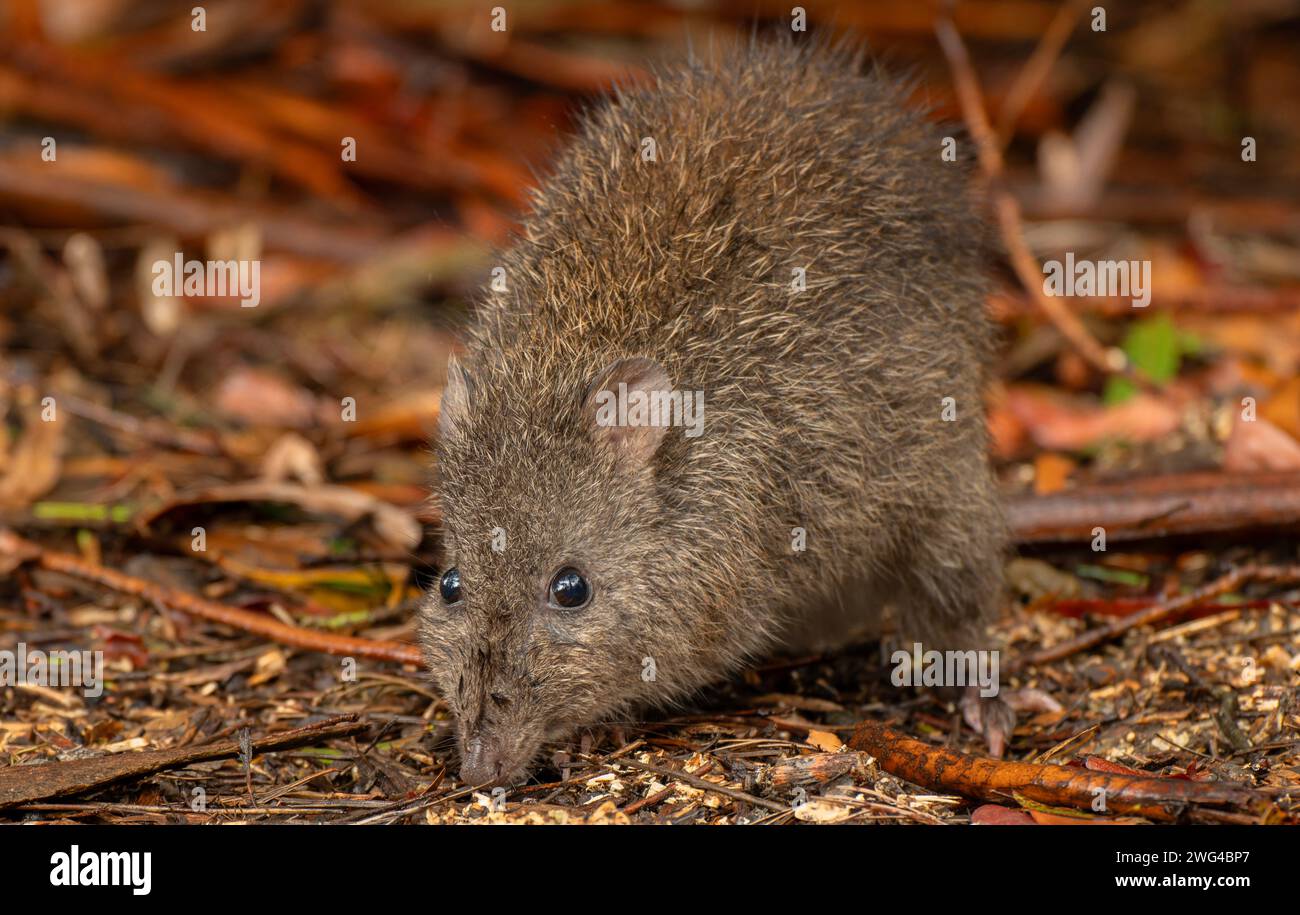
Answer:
top-left (421, 353), bottom-right (697, 785)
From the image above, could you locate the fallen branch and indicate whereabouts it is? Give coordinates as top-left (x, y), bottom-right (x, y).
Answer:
top-left (0, 714), bottom-right (367, 809)
top-left (1021, 563), bottom-right (1300, 667)
top-left (0, 530), bottom-right (423, 666)
top-left (848, 719), bottom-right (1284, 824)
top-left (1006, 470), bottom-right (1300, 543)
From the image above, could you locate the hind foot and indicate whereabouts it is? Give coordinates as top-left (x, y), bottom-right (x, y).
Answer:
top-left (960, 686), bottom-right (1062, 757)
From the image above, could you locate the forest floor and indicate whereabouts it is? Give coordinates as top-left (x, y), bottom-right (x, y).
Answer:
top-left (1, 0), bottom-right (1298, 824)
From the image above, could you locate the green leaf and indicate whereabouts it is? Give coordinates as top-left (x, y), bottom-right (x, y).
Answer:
top-left (33, 502), bottom-right (134, 523)
top-left (1103, 313), bottom-right (1181, 404)
top-left (1075, 563), bottom-right (1149, 587)
top-left (1102, 375), bottom-right (1136, 404)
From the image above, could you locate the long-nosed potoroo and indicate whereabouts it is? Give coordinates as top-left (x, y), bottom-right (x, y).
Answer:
top-left (421, 36), bottom-right (1014, 786)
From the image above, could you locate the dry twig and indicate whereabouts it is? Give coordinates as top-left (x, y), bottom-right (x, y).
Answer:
top-left (1022, 563), bottom-right (1300, 666)
top-left (0, 530), bottom-right (423, 666)
top-left (934, 15), bottom-right (1128, 380)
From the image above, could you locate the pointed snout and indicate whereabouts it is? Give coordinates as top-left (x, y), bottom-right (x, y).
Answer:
top-left (458, 731), bottom-right (532, 787)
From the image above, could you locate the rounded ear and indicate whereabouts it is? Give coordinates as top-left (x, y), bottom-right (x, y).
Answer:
top-left (584, 356), bottom-right (672, 468)
top-left (439, 356), bottom-right (472, 440)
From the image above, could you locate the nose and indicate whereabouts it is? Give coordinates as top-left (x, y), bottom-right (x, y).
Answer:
top-left (459, 733), bottom-right (513, 786)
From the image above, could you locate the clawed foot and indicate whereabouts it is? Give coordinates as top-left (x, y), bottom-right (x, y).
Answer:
top-left (960, 686), bottom-right (1062, 757)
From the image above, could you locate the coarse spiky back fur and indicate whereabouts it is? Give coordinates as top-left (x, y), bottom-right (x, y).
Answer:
top-left (422, 36), bottom-right (1005, 784)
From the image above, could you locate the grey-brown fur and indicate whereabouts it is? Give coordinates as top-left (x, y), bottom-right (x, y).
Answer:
top-left (421, 36), bottom-right (1005, 784)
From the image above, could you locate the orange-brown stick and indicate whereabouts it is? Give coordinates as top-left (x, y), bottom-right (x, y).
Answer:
top-left (849, 720), bottom-right (1282, 823)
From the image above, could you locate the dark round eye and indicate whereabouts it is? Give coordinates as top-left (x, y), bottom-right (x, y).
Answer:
top-left (548, 568), bottom-right (590, 609)
top-left (439, 567), bottom-right (463, 605)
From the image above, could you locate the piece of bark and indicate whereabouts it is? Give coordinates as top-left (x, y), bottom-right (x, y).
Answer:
top-left (849, 720), bottom-right (1284, 824)
top-left (0, 714), bottom-right (366, 809)
top-left (759, 752), bottom-right (871, 792)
